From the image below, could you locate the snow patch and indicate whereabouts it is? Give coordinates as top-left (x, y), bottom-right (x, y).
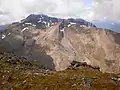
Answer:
top-left (67, 24), bottom-right (71, 27)
top-left (60, 28), bottom-right (65, 32)
top-left (32, 24), bottom-right (36, 27)
top-left (21, 27), bottom-right (28, 32)
top-left (47, 23), bottom-right (50, 27)
top-left (70, 22), bottom-right (76, 25)
top-left (43, 21), bottom-right (47, 25)
top-left (2, 34), bottom-right (6, 39)
top-left (8, 33), bottom-right (11, 35)
top-left (80, 25), bottom-right (86, 27)
top-left (25, 23), bottom-right (32, 25)
top-left (38, 18), bottom-right (42, 23)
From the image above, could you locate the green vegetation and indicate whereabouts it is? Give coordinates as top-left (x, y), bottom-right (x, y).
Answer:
top-left (0, 52), bottom-right (120, 90)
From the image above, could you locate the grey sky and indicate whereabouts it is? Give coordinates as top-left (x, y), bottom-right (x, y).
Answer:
top-left (92, 0), bottom-right (120, 22)
top-left (0, 0), bottom-right (119, 24)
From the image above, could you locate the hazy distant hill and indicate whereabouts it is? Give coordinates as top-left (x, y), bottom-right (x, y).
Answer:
top-left (0, 25), bottom-right (6, 31)
top-left (92, 20), bottom-right (120, 32)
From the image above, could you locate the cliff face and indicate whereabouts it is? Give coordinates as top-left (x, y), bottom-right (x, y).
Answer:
top-left (0, 23), bottom-right (120, 73)
top-left (43, 24), bottom-right (120, 73)
top-left (58, 27), bottom-right (120, 73)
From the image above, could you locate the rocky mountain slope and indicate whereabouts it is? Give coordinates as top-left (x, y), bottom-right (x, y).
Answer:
top-left (0, 14), bottom-right (120, 73)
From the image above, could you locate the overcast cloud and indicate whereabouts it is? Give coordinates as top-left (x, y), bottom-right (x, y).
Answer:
top-left (0, 0), bottom-right (120, 24)
top-left (92, 0), bottom-right (120, 22)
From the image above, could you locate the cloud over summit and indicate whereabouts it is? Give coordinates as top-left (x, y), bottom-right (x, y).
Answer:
top-left (0, 0), bottom-right (120, 24)
top-left (0, 0), bottom-right (92, 24)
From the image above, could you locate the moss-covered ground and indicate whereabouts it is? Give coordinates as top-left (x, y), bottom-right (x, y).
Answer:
top-left (0, 52), bottom-right (120, 90)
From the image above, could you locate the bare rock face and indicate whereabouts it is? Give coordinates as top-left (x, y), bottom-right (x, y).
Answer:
top-left (0, 23), bottom-right (120, 73)
top-left (59, 27), bottom-right (120, 73)
top-left (45, 24), bottom-right (120, 73)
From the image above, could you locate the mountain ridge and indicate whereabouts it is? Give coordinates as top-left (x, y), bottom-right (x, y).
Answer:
top-left (20, 14), bottom-right (96, 29)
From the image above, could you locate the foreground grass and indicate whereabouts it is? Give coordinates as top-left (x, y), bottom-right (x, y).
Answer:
top-left (0, 52), bottom-right (120, 90)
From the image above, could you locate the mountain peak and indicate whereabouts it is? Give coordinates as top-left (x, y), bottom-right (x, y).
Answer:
top-left (20, 14), bottom-right (96, 29)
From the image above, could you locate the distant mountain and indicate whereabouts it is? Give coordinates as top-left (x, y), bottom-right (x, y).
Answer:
top-left (20, 14), bottom-right (96, 29)
top-left (0, 25), bottom-right (6, 31)
top-left (91, 20), bottom-right (120, 32)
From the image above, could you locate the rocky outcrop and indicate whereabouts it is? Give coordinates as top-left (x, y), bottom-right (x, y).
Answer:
top-left (0, 22), bottom-right (120, 73)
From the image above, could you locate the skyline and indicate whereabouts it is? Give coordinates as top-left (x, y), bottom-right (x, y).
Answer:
top-left (0, 0), bottom-right (120, 24)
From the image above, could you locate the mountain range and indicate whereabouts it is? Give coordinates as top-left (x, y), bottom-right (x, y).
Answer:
top-left (0, 14), bottom-right (120, 73)
top-left (1, 14), bottom-right (120, 33)
top-left (21, 14), bottom-right (96, 28)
